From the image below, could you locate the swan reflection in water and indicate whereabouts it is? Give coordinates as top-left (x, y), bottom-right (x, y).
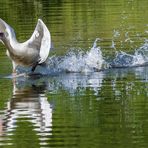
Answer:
top-left (1, 77), bottom-right (53, 138)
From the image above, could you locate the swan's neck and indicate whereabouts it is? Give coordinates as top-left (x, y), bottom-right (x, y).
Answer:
top-left (2, 33), bottom-right (19, 54)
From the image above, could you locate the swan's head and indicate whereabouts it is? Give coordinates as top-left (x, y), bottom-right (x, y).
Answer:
top-left (0, 30), bottom-right (6, 44)
top-left (0, 31), bottom-right (4, 38)
top-left (0, 18), bottom-right (14, 44)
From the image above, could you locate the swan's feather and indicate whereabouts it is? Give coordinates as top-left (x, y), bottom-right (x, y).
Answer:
top-left (27, 19), bottom-right (51, 64)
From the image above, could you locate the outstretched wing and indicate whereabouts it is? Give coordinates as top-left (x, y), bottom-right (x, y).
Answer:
top-left (27, 19), bottom-right (51, 64)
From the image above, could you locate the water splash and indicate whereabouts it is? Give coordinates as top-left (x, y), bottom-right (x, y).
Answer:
top-left (47, 38), bottom-right (108, 73)
top-left (47, 39), bottom-right (148, 72)
top-left (111, 40), bottom-right (148, 67)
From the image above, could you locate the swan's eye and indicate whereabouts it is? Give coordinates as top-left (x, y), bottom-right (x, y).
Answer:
top-left (0, 32), bottom-right (4, 37)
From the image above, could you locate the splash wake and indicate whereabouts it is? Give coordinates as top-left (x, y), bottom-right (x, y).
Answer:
top-left (46, 39), bottom-right (148, 73)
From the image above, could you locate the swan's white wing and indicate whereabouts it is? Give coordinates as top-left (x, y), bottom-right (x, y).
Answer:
top-left (27, 19), bottom-right (51, 64)
top-left (38, 19), bottom-right (51, 63)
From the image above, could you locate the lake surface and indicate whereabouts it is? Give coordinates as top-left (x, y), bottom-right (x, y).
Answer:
top-left (0, 0), bottom-right (148, 148)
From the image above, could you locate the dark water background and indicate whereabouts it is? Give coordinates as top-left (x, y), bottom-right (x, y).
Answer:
top-left (0, 0), bottom-right (148, 148)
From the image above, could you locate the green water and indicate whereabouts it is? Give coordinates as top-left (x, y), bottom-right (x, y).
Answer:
top-left (0, 0), bottom-right (148, 148)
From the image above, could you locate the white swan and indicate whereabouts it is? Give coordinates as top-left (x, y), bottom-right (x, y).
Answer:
top-left (0, 18), bottom-right (51, 73)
